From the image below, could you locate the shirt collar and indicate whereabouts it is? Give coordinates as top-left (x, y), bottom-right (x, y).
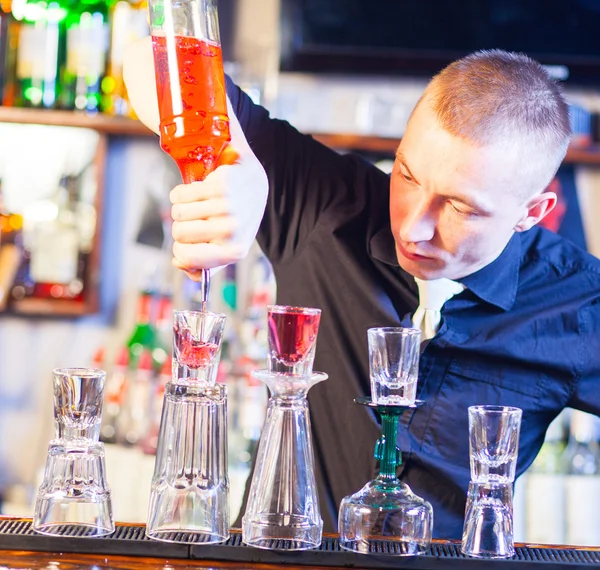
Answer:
top-left (369, 227), bottom-right (521, 312)
top-left (459, 234), bottom-right (521, 311)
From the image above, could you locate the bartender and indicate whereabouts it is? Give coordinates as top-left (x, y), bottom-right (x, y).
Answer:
top-left (124, 44), bottom-right (600, 539)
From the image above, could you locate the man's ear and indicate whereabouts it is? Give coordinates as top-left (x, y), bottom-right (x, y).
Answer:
top-left (514, 191), bottom-right (558, 232)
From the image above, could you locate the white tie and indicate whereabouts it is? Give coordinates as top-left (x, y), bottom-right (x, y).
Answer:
top-left (412, 277), bottom-right (465, 341)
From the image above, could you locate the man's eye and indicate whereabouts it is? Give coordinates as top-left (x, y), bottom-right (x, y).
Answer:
top-left (399, 169), bottom-right (413, 182)
top-left (449, 201), bottom-right (473, 216)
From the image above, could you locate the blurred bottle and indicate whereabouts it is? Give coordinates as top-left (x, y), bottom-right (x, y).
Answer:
top-left (120, 348), bottom-right (153, 446)
top-left (14, 0), bottom-right (67, 108)
top-left (127, 289), bottom-right (157, 367)
top-left (0, 0), bottom-right (19, 105)
top-left (61, 0), bottom-right (108, 112)
top-left (0, 178), bottom-right (22, 311)
top-left (563, 410), bottom-right (600, 546)
top-left (525, 413), bottom-right (566, 544)
top-left (155, 291), bottom-right (172, 352)
top-left (101, 0), bottom-right (148, 116)
top-left (141, 355), bottom-right (170, 455)
top-left (14, 174), bottom-right (86, 303)
top-left (100, 346), bottom-right (129, 444)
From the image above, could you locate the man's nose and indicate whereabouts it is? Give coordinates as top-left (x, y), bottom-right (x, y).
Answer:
top-left (399, 198), bottom-right (436, 243)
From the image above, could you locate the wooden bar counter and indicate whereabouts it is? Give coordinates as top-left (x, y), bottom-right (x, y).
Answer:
top-left (1, 517), bottom-right (600, 569)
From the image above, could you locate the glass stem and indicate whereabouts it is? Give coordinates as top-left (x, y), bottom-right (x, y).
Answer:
top-left (376, 408), bottom-right (402, 481)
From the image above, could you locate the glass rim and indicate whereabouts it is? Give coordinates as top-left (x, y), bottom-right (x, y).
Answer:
top-left (173, 309), bottom-right (227, 319)
top-left (267, 304), bottom-right (321, 315)
top-left (368, 326), bottom-right (421, 336)
top-left (53, 367), bottom-right (106, 378)
top-left (468, 405), bottom-right (522, 415)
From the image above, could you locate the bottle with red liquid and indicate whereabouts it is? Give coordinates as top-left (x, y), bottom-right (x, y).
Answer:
top-left (148, 0), bottom-right (230, 184)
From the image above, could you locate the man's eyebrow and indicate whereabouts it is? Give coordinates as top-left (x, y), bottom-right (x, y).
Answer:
top-left (395, 150), bottom-right (420, 185)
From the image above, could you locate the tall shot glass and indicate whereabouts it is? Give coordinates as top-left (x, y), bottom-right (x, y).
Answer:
top-left (267, 305), bottom-right (321, 376)
top-left (368, 327), bottom-right (421, 406)
top-left (33, 368), bottom-right (114, 537)
top-left (462, 405), bottom-right (522, 559)
top-left (468, 405), bottom-right (522, 484)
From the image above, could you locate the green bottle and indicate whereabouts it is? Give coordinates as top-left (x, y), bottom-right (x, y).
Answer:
top-left (61, 0), bottom-right (108, 112)
top-left (14, 0), bottom-right (67, 108)
top-left (126, 289), bottom-right (168, 371)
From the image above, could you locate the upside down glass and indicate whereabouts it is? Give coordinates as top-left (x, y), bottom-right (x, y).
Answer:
top-left (462, 482), bottom-right (515, 558)
top-left (338, 401), bottom-right (433, 555)
top-left (242, 370), bottom-right (327, 550)
top-left (146, 309), bottom-right (229, 544)
top-left (33, 368), bottom-right (114, 537)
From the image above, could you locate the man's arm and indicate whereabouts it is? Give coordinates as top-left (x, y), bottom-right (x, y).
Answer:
top-left (224, 76), bottom-right (370, 264)
top-left (123, 36), bottom-right (377, 267)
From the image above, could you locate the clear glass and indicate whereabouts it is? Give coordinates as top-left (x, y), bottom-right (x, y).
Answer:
top-left (173, 310), bottom-right (226, 386)
top-left (242, 369), bottom-right (327, 550)
top-left (338, 402), bottom-right (432, 555)
top-left (266, 305), bottom-right (321, 377)
top-left (33, 368), bottom-right (114, 537)
top-left (469, 405), bottom-right (522, 484)
top-left (461, 482), bottom-right (515, 558)
top-left (147, 382), bottom-right (229, 544)
top-left (368, 327), bottom-right (420, 406)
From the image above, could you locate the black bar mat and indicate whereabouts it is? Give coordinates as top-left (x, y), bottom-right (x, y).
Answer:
top-left (2, 519), bottom-right (600, 568)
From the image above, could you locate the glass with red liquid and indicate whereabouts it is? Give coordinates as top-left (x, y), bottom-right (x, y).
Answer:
top-left (148, 0), bottom-right (231, 304)
top-left (267, 305), bottom-right (321, 376)
top-left (173, 309), bottom-right (226, 385)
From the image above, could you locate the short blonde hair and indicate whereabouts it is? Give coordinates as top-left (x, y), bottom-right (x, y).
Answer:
top-left (421, 50), bottom-right (571, 192)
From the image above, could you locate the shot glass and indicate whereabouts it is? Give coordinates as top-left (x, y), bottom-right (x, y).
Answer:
top-left (368, 327), bottom-right (421, 406)
top-left (33, 368), bottom-right (114, 537)
top-left (173, 310), bottom-right (226, 386)
top-left (461, 481), bottom-right (515, 558)
top-left (266, 305), bottom-right (321, 376)
top-left (469, 405), bottom-right (522, 484)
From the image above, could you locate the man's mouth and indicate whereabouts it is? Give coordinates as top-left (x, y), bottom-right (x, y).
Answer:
top-left (397, 242), bottom-right (436, 261)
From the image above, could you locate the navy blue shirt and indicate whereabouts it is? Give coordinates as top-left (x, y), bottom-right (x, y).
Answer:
top-left (227, 78), bottom-right (600, 539)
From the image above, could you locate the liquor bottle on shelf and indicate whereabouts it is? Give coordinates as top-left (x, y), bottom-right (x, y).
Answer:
top-left (61, 0), bottom-right (109, 112)
top-left (14, 0), bottom-right (67, 108)
top-left (563, 410), bottom-right (600, 546)
top-left (525, 413), bottom-right (566, 544)
top-left (0, 0), bottom-right (19, 106)
top-left (13, 174), bottom-right (86, 303)
top-left (101, 0), bottom-right (148, 116)
top-left (0, 178), bottom-right (23, 311)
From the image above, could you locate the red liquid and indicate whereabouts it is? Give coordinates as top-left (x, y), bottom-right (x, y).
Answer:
top-left (151, 35), bottom-right (230, 183)
top-left (267, 310), bottom-right (321, 366)
top-left (176, 326), bottom-right (219, 369)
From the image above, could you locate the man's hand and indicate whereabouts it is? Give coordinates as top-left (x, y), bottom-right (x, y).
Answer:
top-left (123, 37), bottom-right (268, 279)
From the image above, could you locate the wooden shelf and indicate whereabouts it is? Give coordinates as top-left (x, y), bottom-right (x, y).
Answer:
top-left (0, 106), bottom-right (154, 136)
top-left (1, 107), bottom-right (599, 164)
top-left (313, 132), bottom-right (600, 165)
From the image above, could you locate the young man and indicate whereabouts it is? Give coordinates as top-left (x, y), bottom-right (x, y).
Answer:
top-left (125, 46), bottom-right (600, 538)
